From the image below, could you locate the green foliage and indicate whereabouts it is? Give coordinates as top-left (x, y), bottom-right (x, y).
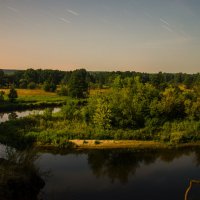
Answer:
top-left (93, 95), bottom-right (112, 130)
top-left (58, 85), bottom-right (68, 96)
top-left (61, 100), bottom-right (80, 121)
top-left (68, 69), bottom-right (88, 98)
top-left (1, 69), bottom-right (200, 147)
top-left (27, 81), bottom-right (36, 89)
top-left (43, 108), bottom-right (53, 120)
top-left (8, 87), bottom-right (18, 102)
top-left (0, 91), bottom-right (5, 102)
top-left (19, 79), bottom-right (28, 88)
top-left (43, 81), bottom-right (56, 92)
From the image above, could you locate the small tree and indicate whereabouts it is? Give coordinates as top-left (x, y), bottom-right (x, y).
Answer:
top-left (43, 81), bottom-right (56, 92)
top-left (43, 108), bottom-right (53, 120)
top-left (93, 96), bottom-right (112, 130)
top-left (8, 87), bottom-right (18, 102)
top-left (68, 69), bottom-right (88, 98)
top-left (27, 82), bottom-right (36, 89)
top-left (58, 85), bottom-right (68, 96)
top-left (0, 91), bottom-right (5, 102)
top-left (61, 100), bottom-right (79, 121)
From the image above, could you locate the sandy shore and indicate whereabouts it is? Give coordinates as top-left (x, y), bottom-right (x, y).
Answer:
top-left (69, 140), bottom-right (167, 149)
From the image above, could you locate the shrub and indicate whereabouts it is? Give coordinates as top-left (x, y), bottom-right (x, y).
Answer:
top-left (8, 87), bottom-right (18, 102)
top-left (94, 140), bottom-right (101, 145)
top-left (43, 108), bottom-right (53, 120)
top-left (170, 131), bottom-right (186, 144)
top-left (43, 82), bottom-right (56, 92)
top-left (27, 82), bottom-right (36, 89)
top-left (57, 85), bottom-right (68, 96)
top-left (0, 91), bottom-right (5, 102)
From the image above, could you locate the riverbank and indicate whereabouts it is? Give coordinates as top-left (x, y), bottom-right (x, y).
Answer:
top-left (37, 140), bottom-right (200, 150)
top-left (70, 140), bottom-right (166, 149)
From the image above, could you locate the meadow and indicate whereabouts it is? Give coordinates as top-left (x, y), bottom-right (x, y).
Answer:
top-left (0, 89), bottom-right (69, 112)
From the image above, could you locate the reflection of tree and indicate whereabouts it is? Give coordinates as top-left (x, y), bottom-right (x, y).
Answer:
top-left (88, 150), bottom-right (159, 184)
top-left (8, 112), bottom-right (18, 121)
top-left (0, 113), bottom-right (4, 119)
top-left (87, 149), bottom-right (199, 184)
top-left (0, 147), bottom-right (45, 200)
top-left (194, 149), bottom-right (200, 167)
top-left (159, 148), bottom-right (192, 163)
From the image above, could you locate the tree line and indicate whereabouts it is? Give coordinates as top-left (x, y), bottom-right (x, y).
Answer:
top-left (0, 68), bottom-right (200, 94)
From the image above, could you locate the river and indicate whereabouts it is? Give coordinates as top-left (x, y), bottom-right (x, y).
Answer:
top-left (0, 108), bottom-right (200, 200)
top-left (1, 145), bottom-right (200, 199)
top-left (36, 148), bottom-right (200, 200)
top-left (0, 107), bottom-right (61, 123)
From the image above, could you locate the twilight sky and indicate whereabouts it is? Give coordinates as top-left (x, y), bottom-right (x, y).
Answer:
top-left (0, 0), bottom-right (200, 73)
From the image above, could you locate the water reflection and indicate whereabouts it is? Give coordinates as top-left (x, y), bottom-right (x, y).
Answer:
top-left (38, 148), bottom-right (200, 200)
top-left (87, 149), bottom-right (200, 184)
top-left (0, 146), bottom-right (46, 200)
top-left (87, 150), bottom-right (157, 183)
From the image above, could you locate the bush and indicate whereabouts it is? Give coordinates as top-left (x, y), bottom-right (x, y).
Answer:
top-left (57, 85), bottom-right (68, 96)
top-left (8, 87), bottom-right (18, 102)
top-left (170, 131), bottom-right (186, 144)
top-left (43, 108), bottom-right (53, 120)
top-left (0, 91), bottom-right (5, 102)
top-left (27, 82), bottom-right (36, 89)
top-left (43, 82), bottom-right (57, 92)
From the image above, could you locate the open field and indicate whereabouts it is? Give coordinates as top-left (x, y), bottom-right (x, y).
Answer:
top-left (0, 89), bottom-right (68, 112)
top-left (3, 89), bottom-right (68, 103)
top-left (1, 89), bottom-right (56, 96)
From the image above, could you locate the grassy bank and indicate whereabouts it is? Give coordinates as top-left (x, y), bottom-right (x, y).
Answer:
top-left (0, 89), bottom-right (68, 112)
top-left (0, 111), bottom-right (200, 150)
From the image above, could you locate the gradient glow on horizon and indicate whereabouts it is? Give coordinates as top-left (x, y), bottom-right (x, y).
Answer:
top-left (0, 0), bottom-right (200, 73)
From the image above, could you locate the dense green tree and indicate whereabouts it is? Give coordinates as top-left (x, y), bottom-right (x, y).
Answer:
top-left (19, 79), bottom-right (28, 89)
top-left (0, 91), bottom-right (5, 102)
top-left (93, 96), bottom-right (112, 130)
top-left (58, 85), bottom-right (68, 96)
top-left (8, 87), bottom-right (18, 102)
top-left (43, 81), bottom-right (56, 92)
top-left (27, 82), bottom-right (36, 89)
top-left (112, 75), bottom-right (123, 89)
top-left (61, 100), bottom-right (80, 121)
top-left (68, 69), bottom-right (88, 98)
top-left (0, 70), bottom-right (4, 87)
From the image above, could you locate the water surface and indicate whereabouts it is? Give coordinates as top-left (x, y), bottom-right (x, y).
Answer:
top-left (0, 107), bottom-right (60, 123)
top-left (36, 149), bottom-right (200, 200)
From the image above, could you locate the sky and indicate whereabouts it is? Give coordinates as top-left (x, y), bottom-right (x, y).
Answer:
top-left (0, 0), bottom-right (200, 73)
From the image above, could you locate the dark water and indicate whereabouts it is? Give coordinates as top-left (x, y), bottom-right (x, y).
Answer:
top-left (36, 148), bottom-right (200, 200)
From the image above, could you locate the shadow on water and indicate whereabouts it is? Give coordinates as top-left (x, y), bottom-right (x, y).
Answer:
top-left (37, 148), bottom-right (200, 200)
top-left (0, 146), bottom-right (46, 200)
top-left (86, 148), bottom-right (200, 184)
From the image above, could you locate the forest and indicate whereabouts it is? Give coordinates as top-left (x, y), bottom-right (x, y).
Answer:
top-left (0, 68), bottom-right (200, 149)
